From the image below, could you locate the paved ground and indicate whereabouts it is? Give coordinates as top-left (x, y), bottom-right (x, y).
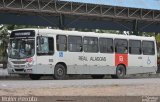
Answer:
top-left (0, 78), bottom-right (160, 96)
top-left (0, 78), bottom-right (160, 89)
top-left (0, 68), bottom-right (160, 96)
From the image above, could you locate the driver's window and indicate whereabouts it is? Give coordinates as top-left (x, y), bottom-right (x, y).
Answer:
top-left (37, 36), bottom-right (54, 55)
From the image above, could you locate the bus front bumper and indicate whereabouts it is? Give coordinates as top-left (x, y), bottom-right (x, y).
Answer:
top-left (8, 66), bottom-right (35, 74)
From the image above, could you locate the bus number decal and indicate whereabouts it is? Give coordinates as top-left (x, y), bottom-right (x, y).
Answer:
top-left (115, 54), bottom-right (128, 67)
top-left (119, 56), bottom-right (123, 62)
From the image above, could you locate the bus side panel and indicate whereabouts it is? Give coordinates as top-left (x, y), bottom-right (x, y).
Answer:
top-left (142, 40), bottom-right (157, 73)
top-left (142, 55), bottom-right (157, 74)
top-left (65, 52), bottom-right (84, 74)
top-left (127, 40), bottom-right (157, 74)
top-left (127, 54), bottom-right (143, 74)
top-left (89, 53), bottom-right (116, 74)
top-left (115, 54), bottom-right (128, 67)
top-left (81, 53), bottom-right (115, 75)
top-left (36, 56), bottom-right (54, 74)
top-left (65, 52), bottom-right (116, 75)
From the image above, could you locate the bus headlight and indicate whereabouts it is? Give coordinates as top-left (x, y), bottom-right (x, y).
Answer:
top-left (27, 61), bottom-right (34, 67)
top-left (27, 63), bottom-right (33, 67)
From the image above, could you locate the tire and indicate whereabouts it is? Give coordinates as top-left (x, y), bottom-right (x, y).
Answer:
top-left (3, 63), bottom-right (7, 69)
top-left (91, 75), bottom-right (105, 79)
top-left (29, 74), bottom-right (41, 80)
top-left (111, 65), bottom-right (126, 79)
top-left (53, 64), bottom-right (67, 80)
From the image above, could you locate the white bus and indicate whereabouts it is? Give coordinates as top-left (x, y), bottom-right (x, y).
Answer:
top-left (7, 29), bottom-right (157, 80)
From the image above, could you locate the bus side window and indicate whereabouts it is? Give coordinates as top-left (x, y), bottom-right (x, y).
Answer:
top-left (129, 40), bottom-right (141, 55)
top-left (114, 39), bottom-right (128, 54)
top-left (37, 36), bottom-right (54, 55)
top-left (56, 35), bottom-right (67, 51)
top-left (142, 41), bottom-right (155, 55)
top-left (99, 38), bottom-right (113, 53)
top-left (83, 37), bottom-right (98, 53)
top-left (68, 36), bottom-right (82, 52)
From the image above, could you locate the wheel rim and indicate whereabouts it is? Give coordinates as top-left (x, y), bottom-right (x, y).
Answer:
top-left (57, 68), bottom-right (64, 76)
top-left (117, 68), bottom-right (123, 77)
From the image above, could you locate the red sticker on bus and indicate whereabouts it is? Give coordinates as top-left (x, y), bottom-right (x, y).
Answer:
top-left (115, 54), bottom-right (128, 67)
top-left (26, 58), bottom-right (33, 63)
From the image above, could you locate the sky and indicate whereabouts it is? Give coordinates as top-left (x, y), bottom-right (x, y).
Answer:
top-left (61, 0), bottom-right (160, 10)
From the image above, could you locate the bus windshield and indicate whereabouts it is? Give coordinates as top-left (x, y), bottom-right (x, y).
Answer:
top-left (8, 38), bottom-right (35, 59)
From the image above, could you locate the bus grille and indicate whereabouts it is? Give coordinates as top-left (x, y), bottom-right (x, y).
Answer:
top-left (14, 65), bottom-right (25, 68)
top-left (15, 69), bottom-right (24, 71)
top-left (12, 61), bottom-right (26, 64)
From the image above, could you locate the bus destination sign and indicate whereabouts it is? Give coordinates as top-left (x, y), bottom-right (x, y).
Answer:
top-left (10, 30), bottom-right (35, 38)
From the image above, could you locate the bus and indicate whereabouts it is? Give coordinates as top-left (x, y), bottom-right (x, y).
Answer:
top-left (7, 29), bottom-right (157, 80)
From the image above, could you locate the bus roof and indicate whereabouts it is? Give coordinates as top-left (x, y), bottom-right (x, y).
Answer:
top-left (13, 28), bottom-right (155, 41)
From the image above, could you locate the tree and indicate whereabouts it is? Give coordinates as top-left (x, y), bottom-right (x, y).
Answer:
top-left (0, 25), bottom-right (9, 68)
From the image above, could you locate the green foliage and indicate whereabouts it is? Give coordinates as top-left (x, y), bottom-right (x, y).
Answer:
top-left (76, 28), bottom-right (95, 32)
top-left (96, 30), bottom-right (119, 34)
top-left (76, 29), bottom-right (123, 34)
top-left (156, 34), bottom-right (160, 43)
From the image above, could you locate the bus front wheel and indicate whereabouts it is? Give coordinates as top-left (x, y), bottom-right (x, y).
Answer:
top-left (29, 74), bottom-right (41, 80)
top-left (111, 65), bottom-right (126, 79)
top-left (53, 64), bottom-right (67, 80)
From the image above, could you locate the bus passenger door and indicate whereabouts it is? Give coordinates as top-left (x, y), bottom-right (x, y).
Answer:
top-left (142, 41), bottom-right (157, 73)
top-left (36, 36), bottom-right (54, 74)
top-left (128, 40), bottom-right (142, 74)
